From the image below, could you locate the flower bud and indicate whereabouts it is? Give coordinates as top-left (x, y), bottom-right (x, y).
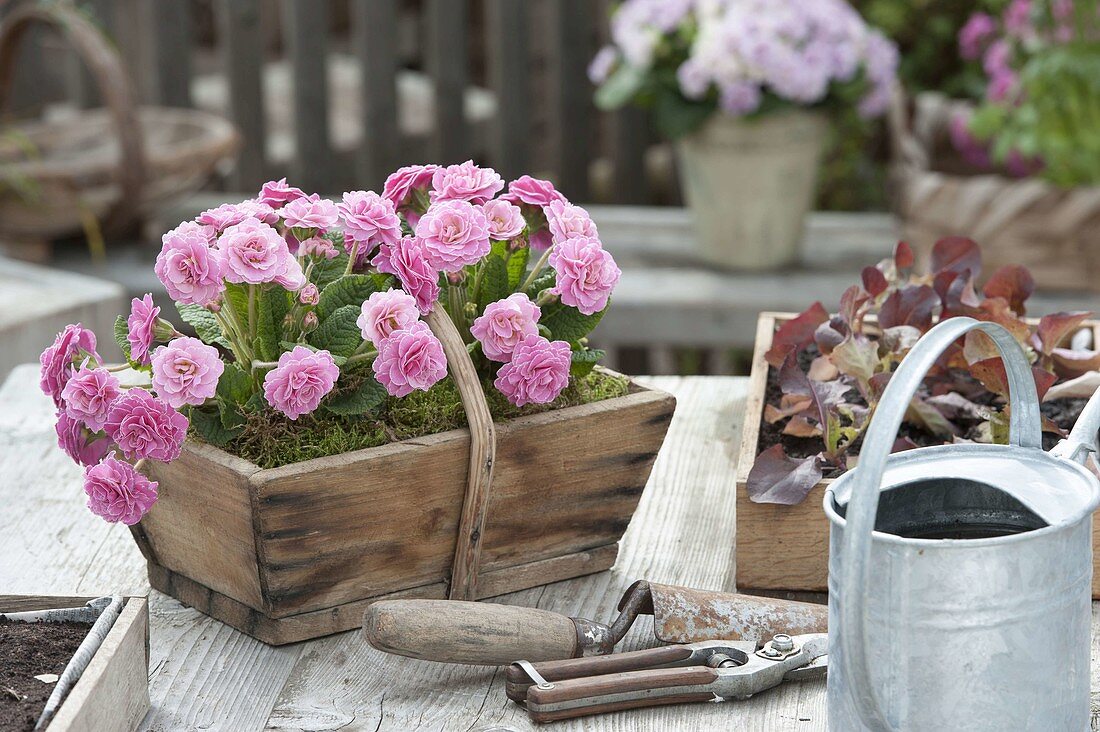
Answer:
top-left (154, 317), bottom-right (179, 341)
top-left (463, 301), bottom-right (478, 319)
top-left (290, 226), bottom-right (318, 243)
top-left (299, 283), bottom-right (320, 305)
top-left (206, 299), bottom-right (222, 313)
top-left (283, 313), bottom-right (297, 329)
top-left (302, 311), bottom-right (319, 333)
top-left (507, 237), bottom-right (528, 252)
top-left (446, 271), bottom-right (466, 286)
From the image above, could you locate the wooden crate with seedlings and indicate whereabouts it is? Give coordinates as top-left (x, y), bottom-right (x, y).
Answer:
top-left (135, 368), bottom-right (676, 645)
top-left (735, 312), bottom-right (1100, 596)
top-left (0, 595), bottom-right (149, 732)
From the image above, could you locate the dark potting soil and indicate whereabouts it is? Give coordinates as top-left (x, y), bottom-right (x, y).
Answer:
top-left (0, 619), bottom-right (91, 732)
top-left (757, 348), bottom-right (1090, 478)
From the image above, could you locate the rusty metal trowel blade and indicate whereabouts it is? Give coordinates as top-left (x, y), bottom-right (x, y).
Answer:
top-left (645, 582), bottom-right (828, 644)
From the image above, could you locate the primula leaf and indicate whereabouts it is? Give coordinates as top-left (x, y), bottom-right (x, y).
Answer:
top-left (930, 237), bottom-right (981, 279)
top-left (317, 274), bottom-right (392, 322)
top-left (322, 375), bottom-right (387, 416)
top-left (570, 347), bottom-right (605, 377)
top-left (878, 285), bottom-right (937, 331)
top-left (746, 446), bottom-right (824, 505)
top-left (190, 407), bottom-right (238, 448)
top-left (177, 303), bottom-right (233, 351)
top-left (308, 304), bottom-right (364, 358)
top-left (765, 303), bottom-right (829, 367)
top-left (540, 301), bottom-right (607, 344)
top-left (310, 252), bottom-right (351, 289)
top-left (222, 283), bottom-right (250, 321)
top-left (113, 315), bottom-right (133, 361)
top-left (256, 286), bottom-right (292, 361)
top-left (1036, 311), bottom-right (1092, 356)
top-left (523, 269), bottom-right (556, 299)
top-left (216, 364), bottom-right (253, 405)
top-left (219, 400), bottom-right (247, 431)
top-left (982, 265), bottom-right (1034, 315)
top-left (475, 250), bottom-right (510, 311)
top-left (507, 246), bottom-right (530, 291)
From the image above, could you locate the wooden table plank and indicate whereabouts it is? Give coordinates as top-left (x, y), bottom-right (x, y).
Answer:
top-left (4, 365), bottom-right (1100, 729)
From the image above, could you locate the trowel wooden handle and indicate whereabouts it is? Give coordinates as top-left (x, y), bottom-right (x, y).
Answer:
top-left (363, 600), bottom-right (579, 665)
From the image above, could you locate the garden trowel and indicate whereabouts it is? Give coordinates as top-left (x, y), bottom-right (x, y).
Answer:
top-left (362, 580), bottom-right (827, 666)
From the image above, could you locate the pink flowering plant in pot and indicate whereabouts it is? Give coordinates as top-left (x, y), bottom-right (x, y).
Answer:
top-left (589, 0), bottom-right (900, 270)
top-left (42, 162), bottom-right (624, 527)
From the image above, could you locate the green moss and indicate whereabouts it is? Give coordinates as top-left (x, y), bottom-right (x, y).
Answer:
top-left (211, 371), bottom-right (631, 469)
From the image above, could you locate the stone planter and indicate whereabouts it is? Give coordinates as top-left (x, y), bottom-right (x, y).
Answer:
top-left (675, 111), bottom-right (828, 271)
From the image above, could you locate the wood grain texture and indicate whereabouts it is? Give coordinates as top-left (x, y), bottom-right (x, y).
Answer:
top-left (352, 0), bottom-right (399, 188)
top-left (736, 313), bottom-right (1100, 596)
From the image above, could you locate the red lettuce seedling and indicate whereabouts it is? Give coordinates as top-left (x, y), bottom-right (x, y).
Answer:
top-left (748, 237), bottom-right (1099, 505)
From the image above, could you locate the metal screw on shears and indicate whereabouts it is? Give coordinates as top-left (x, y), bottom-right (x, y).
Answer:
top-left (761, 634), bottom-right (794, 658)
top-left (705, 653), bottom-right (741, 669)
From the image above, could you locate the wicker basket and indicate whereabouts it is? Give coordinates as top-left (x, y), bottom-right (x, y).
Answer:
top-left (0, 4), bottom-right (239, 245)
top-left (889, 91), bottom-right (1100, 291)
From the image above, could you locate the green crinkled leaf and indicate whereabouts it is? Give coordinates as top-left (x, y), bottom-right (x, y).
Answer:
top-left (594, 63), bottom-right (646, 110)
top-left (322, 375), bottom-right (387, 416)
top-left (113, 315), bottom-right (133, 361)
top-left (256, 286), bottom-right (292, 361)
top-left (570, 348), bottom-right (605, 377)
top-left (176, 303), bottom-right (232, 351)
top-left (216, 364), bottom-right (253, 405)
top-left (539, 300), bottom-right (608, 344)
top-left (310, 252), bottom-right (351, 289)
top-left (308, 304), bottom-right (364, 358)
top-left (523, 269), bottom-right (555, 299)
top-left (507, 246), bottom-right (530, 291)
top-left (475, 251), bottom-right (510, 311)
top-left (317, 273), bottom-right (392, 322)
top-left (219, 399), bottom-right (248, 430)
top-left (222, 282), bottom-right (249, 321)
top-left (190, 407), bottom-right (238, 448)
top-left (278, 341), bottom-right (348, 365)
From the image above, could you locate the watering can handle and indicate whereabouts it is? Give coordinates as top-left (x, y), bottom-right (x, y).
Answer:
top-left (1051, 387), bottom-right (1100, 465)
top-left (838, 317), bottom-right (1041, 731)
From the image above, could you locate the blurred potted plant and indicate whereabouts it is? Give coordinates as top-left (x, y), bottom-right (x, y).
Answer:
top-left (890, 0), bottom-right (1100, 290)
top-left (38, 163), bottom-right (675, 644)
top-left (590, 0), bottom-right (899, 270)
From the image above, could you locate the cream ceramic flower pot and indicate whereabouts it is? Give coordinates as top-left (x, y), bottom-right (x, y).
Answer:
top-left (676, 111), bottom-right (828, 270)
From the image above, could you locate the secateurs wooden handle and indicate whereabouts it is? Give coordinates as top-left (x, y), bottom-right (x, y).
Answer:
top-left (362, 580), bottom-right (827, 666)
top-left (506, 633), bottom-right (829, 723)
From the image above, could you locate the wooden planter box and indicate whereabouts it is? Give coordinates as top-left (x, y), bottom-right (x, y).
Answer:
top-left (737, 312), bottom-right (1100, 597)
top-left (133, 378), bottom-right (675, 645)
top-left (0, 595), bottom-right (149, 732)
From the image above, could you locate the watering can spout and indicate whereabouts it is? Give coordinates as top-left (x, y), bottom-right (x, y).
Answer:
top-left (1051, 386), bottom-right (1100, 466)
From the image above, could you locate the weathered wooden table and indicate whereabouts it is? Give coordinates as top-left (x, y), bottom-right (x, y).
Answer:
top-left (4, 365), bottom-right (1100, 730)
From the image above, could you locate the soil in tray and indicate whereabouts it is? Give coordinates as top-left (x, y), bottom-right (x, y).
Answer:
top-left (757, 347), bottom-right (1090, 479)
top-left (0, 619), bottom-right (92, 732)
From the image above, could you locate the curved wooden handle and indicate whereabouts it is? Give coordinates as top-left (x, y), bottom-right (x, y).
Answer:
top-left (505, 645), bottom-right (694, 702)
top-left (425, 309), bottom-right (497, 601)
top-left (0, 3), bottom-right (146, 231)
top-left (363, 599), bottom-right (576, 666)
top-left (525, 666), bottom-right (719, 723)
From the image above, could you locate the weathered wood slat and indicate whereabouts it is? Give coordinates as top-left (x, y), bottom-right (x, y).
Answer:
top-left (486, 0), bottom-right (528, 182)
top-left (613, 107), bottom-right (649, 204)
top-left (282, 0), bottom-right (331, 193)
top-left (149, 0), bottom-right (193, 108)
top-left (425, 0), bottom-right (468, 163)
top-left (217, 0), bottom-right (266, 190)
top-left (551, 0), bottom-right (592, 198)
top-left (352, 0), bottom-right (399, 188)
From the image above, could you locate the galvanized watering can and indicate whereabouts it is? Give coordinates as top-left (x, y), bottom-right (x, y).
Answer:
top-left (824, 317), bottom-right (1100, 731)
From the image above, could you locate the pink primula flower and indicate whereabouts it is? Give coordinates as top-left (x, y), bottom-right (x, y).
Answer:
top-left (414, 199), bottom-right (491, 272)
top-left (217, 218), bottom-right (305, 288)
top-left (40, 324), bottom-right (99, 407)
top-left (358, 289), bottom-right (420, 348)
top-left (298, 283), bottom-right (320, 305)
top-left (338, 190), bottom-right (402, 262)
top-left (259, 178), bottom-right (307, 208)
top-left (280, 194), bottom-right (341, 232)
top-left (61, 366), bottom-right (121, 432)
top-left (104, 389), bottom-right (188, 463)
top-left (959, 12), bottom-right (996, 60)
top-left (372, 322), bottom-right (448, 398)
top-left (196, 202), bottom-right (252, 232)
top-left (263, 346), bottom-right (340, 420)
top-left (470, 293), bottom-right (541, 362)
top-left (55, 411), bottom-right (111, 467)
top-left (127, 294), bottom-right (160, 366)
top-left (482, 199), bottom-right (526, 241)
top-left (151, 337), bottom-right (224, 409)
top-left (494, 335), bottom-right (571, 407)
top-left (546, 200), bottom-right (599, 245)
top-left (371, 238), bottom-right (441, 314)
top-left (382, 164), bottom-right (438, 208)
top-left (156, 222), bottom-right (226, 305)
top-left (430, 160), bottom-right (504, 204)
top-left (298, 236), bottom-right (340, 259)
top-left (83, 453), bottom-right (158, 525)
top-left (500, 175), bottom-right (566, 207)
top-left (549, 235), bottom-right (621, 315)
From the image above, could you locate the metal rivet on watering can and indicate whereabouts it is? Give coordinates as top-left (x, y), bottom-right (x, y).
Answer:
top-left (823, 317), bottom-right (1100, 731)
